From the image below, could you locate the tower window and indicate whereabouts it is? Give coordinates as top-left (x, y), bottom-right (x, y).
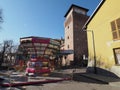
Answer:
top-left (68, 26), bottom-right (69, 29)
top-left (67, 36), bottom-right (69, 39)
top-left (67, 45), bottom-right (69, 49)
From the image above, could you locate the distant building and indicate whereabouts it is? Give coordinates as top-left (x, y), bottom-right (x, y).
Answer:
top-left (84, 0), bottom-right (120, 77)
top-left (64, 4), bottom-right (89, 66)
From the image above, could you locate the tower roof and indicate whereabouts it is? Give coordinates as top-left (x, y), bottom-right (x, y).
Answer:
top-left (64, 4), bottom-right (89, 17)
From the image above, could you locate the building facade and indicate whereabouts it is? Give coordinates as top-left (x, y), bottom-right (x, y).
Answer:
top-left (84, 0), bottom-right (120, 77)
top-left (64, 4), bottom-right (89, 66)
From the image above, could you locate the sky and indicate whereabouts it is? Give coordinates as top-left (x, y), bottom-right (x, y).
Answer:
top-left (0, 0), bottom-right (100, 44)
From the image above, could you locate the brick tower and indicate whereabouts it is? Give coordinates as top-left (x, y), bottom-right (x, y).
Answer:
top-left (64, 4), bottom-right (89, 66)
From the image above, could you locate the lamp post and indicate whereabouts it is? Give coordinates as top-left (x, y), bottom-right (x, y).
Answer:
top-left (83, 30), bottom-right (97, 74)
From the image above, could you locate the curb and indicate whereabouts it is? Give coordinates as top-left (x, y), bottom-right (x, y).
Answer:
top-left (0, 78), bottom-right (71, 87)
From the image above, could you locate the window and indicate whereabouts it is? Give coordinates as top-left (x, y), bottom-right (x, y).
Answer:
top-left (67, 45), bottom-right (69, 49)
top-left (116, 18), bottom-right (120, 29)
top-left (68, 26), bottom-right (69, 29)
top-left (113, 48), bottom-right (120, 64)
top-left (110, 18), bottom-right (120, 40)
top-left (67, 36), bottom-right (69, 39)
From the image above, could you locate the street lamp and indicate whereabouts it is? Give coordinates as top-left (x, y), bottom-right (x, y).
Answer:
top-left (83, 30), bottom-right (97, 74)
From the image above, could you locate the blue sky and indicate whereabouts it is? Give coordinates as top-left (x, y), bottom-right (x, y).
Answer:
top-left (0, 0), bottom-right (100, 44)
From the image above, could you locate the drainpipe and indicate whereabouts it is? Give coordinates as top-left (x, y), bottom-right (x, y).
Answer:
top-left (82, 0), bottom-right (105, 74)
top-left (83, 30), bottom-right (97, 74)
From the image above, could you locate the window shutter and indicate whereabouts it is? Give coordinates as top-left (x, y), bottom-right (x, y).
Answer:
top-left (112, 32), bottom-right (118, 39)
top-left (111, 21), bottom-right (116, 31)
top-left (116, 18), bottom-right (120, 29)
top-left (119, 30), bottom-right (120, 37)
top-left (111, 21), bottom-right (117, 39)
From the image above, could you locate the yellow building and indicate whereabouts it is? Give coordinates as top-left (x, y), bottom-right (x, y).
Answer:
top-left (83, 0), bottom-right (120, 77)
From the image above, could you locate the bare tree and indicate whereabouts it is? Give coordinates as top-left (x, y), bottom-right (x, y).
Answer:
top-left (0, 41), bottom-right (8, 66)
top-left (0, 40), bottom-right (18, 67)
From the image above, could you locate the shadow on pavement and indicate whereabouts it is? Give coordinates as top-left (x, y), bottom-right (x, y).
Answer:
top-left (87, 67), bottom-right (120, 79)
top-left (73, 73), bottom-right (106, 84)
top-left (49, 72), bottom-right (106, 84)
